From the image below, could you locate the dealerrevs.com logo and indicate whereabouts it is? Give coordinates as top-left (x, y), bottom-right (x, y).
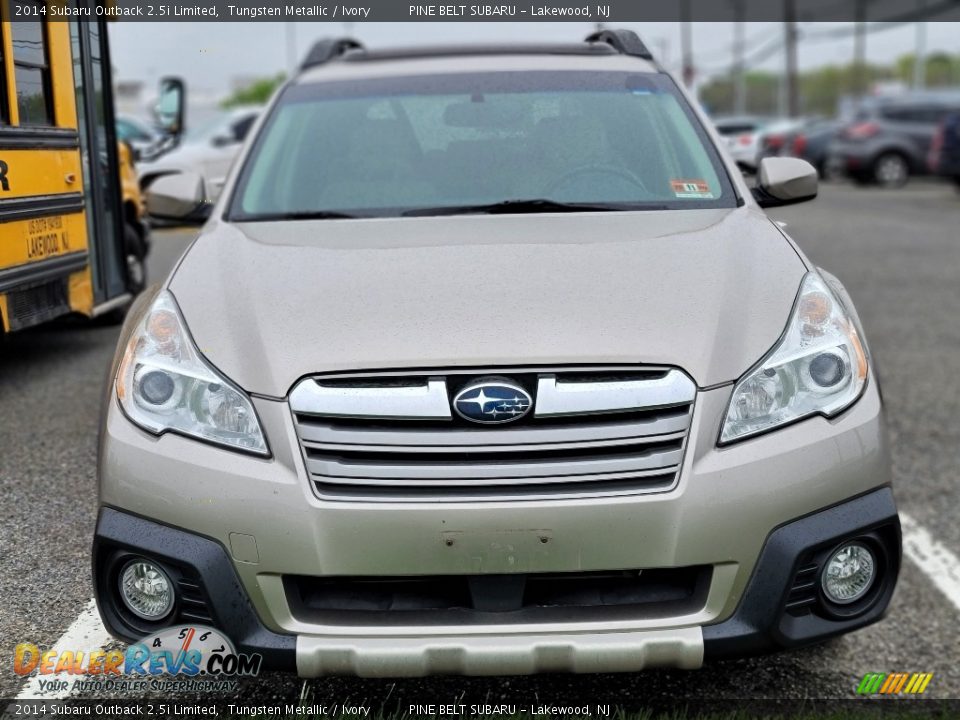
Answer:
top-left (13, 626), bottom-right (261, 693)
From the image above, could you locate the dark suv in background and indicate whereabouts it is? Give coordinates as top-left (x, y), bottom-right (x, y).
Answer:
top-left (828, 90), bottom-right (960, 187)
top-left (929, 109), bottom-right (960, 190)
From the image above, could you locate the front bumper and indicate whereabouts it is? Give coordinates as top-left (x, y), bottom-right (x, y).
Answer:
top-left (96, 381), bottom-right (898, 676)
top-left (93, 487), bottom-right (899, 675)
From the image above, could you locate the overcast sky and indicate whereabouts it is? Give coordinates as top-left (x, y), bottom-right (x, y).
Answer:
top-left (109, 21), bottom-right (960, 103)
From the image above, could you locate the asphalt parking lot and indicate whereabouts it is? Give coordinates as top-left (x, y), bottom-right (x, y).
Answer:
top-left (2, 180), bottom-right (959, 704)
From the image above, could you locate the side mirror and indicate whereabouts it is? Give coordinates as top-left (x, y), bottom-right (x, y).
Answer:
top-left (211, 134), bottom-right (236, 148)
top-left (144, 172), bottom-right (210, 224)
top-left (155, 77), bottom-right (186, 138)
top-left (232, 115), bottom-right (257, 143)
top-left (752, 157), bottom-right (818, 207)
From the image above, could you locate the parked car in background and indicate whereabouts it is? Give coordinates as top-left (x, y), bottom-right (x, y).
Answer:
top-left (137, 106), bottom-right (262, 209)
top-left (712, 115), bottom-right (772, 172)
top-left (779, 119), bottom-right (843, 177)
top-left (755, 117), bottom-right (811, 166)
top-left (828, 91), bottom-right (960, 188)
top-left (115, 114), bottom-right (163, 160)
top-left (929, 109), bottom-right (960, 190)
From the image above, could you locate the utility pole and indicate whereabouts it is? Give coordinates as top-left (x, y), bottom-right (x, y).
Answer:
top-left (914, 0), bottom-right (927, 89)
top-left (655, 38), bottom-right (670, 68)
top-left (732, 2), bottom-right (747, 114)
top-left (784, 0), bottom-right (799, 117)
top-left (853, 0), bottom-right (868, 99)
top-left (680, 0), bottom-right (694, 90)
top-left (285, 22), bottom-right (298, 76)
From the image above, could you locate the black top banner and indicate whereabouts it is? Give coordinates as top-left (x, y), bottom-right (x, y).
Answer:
top-left (10, 0), bottom-right (960, 22)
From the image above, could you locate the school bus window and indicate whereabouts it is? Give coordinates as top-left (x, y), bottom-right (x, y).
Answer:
top-left (9, 1), bottom-right (53, 125)
top-left (0, 23), bottom-right (8, 124)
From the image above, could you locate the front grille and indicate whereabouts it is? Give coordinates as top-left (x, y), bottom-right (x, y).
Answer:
top-left (7, 278), bottom-right (70, 331)
top-left (284, 566), bottom-right (712, 626)
top-left (290, 366), bottom-right (696, 502)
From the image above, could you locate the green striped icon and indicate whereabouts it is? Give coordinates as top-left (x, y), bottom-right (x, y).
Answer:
top-left (857, 672), bottom-right (934, 695)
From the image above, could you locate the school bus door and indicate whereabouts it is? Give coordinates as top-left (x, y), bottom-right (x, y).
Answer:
top-left (69, 17), bottom-right (128, 310)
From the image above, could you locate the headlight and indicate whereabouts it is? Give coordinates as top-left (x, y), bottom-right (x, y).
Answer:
top-left (116, 290), bottom-right (268, 455)
top-left (720, 272), bottom-right (868, 444)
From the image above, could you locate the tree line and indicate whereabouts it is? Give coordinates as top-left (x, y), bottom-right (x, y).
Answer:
top-left (700, 53), bottom-right (960, 117)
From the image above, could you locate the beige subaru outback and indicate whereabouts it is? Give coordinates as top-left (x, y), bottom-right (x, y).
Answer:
top-left (95, 31), bottom-right (900, 677)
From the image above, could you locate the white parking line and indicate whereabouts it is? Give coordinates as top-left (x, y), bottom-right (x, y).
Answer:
top-left (900, 513), bottom-right (960, 613)
top-left (14, 598), bottom-right (112, 700)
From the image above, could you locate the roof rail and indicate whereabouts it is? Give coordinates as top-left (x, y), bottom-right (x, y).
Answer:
top-left (300, 38), bottom-right (364, 71)
top-left (584, 29), bottom-right (653, 61)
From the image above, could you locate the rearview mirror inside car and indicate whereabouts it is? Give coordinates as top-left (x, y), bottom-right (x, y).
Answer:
top-left (144, 172), bottom-right (210, 224)
top-left (753, 157), bottom-right (818, 208)
top-left (443, 99), bottom-right (527, 129)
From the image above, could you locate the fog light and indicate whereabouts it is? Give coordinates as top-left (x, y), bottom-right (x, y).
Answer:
top-left (119, 559), bottom-right (174, 620)
top-left (821, 542), bottom-right (876, 604)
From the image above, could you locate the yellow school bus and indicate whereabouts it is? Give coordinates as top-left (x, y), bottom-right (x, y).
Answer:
top-left (0, 1), bottom-right (148, 333)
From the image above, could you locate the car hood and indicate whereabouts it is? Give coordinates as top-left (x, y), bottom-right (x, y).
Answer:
top-left (170, 208), bottom-right (806, 397)
top-left (138, 142), bottom-right (214, 175)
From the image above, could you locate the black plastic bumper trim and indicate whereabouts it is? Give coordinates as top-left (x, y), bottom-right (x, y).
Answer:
top-left (93, 508), bottom-right (296, 673)
top-left (0, 192), bottom-right (86, 223)
top-left (0, 127), bottom-right (80, 150)
top-left (703, 487), bottom-right (901, 660)
top-left (0, 251), bottom-right (88, 294)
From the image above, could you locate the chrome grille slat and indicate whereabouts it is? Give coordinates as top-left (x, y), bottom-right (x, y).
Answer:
top-left (289, 366), bottom-right (695, 502)
top-left (300, 430), bottom-right (686, 454)
top-left (535, 370), bottom-right (696, 416)
top-left (300, 466), bottom-right (680, 488)
top-left (294, 410), bottom-right (691, 447)
top-left (289, 378), bottom-right (451, 419)
top-left (305, 446), bottom-right (684, 480)
top-left (315, 477), bottom-right (681, 502)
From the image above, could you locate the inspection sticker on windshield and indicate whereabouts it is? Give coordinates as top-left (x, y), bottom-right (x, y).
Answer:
top-left (670, 179), bottom-right (714, 199)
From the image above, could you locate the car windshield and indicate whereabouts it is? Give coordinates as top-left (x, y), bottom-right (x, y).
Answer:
top-left (117, 117), bottom-right (156, 141)
top-left (230, 71), bottom-right (737, 220)
top-left (186, 110), bottom-right (253, 143)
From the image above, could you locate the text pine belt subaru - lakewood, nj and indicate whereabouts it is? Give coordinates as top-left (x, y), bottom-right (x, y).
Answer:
top-left (96, 30), bottom-right (900, 677)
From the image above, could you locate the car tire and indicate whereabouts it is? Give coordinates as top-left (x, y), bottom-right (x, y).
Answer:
top-left (97, 223), bottom-right (147, 325)
top-left (122, 223), bottom-right (148, 296)
top-left (872, 152), bottom-right (910, 188)
top-left (952, 175), bottom-right (960, 191)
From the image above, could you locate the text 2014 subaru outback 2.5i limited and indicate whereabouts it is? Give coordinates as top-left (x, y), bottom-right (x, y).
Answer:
top-left (96, 31), bottom-right (900, 676)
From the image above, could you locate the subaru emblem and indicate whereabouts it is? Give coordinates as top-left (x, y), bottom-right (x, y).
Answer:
top-left (453, 380), bottom-right (533, 424)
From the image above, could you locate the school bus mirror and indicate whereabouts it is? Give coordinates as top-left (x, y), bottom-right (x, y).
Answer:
top-left (145, 172), bottom-right (209, 224)
top-left (156, 76), bottom-right (186, 137)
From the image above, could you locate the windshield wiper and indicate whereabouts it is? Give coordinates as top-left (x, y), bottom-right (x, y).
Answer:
top-left (239, 210), bottom-right (359, 221)
top-left (401, 199), bottom-right (663, 217)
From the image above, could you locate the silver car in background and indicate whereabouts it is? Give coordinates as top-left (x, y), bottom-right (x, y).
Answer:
top-left (138, 105), bottom-right (262, 211)
top-left (711, 115), bottom-right (771, 172)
